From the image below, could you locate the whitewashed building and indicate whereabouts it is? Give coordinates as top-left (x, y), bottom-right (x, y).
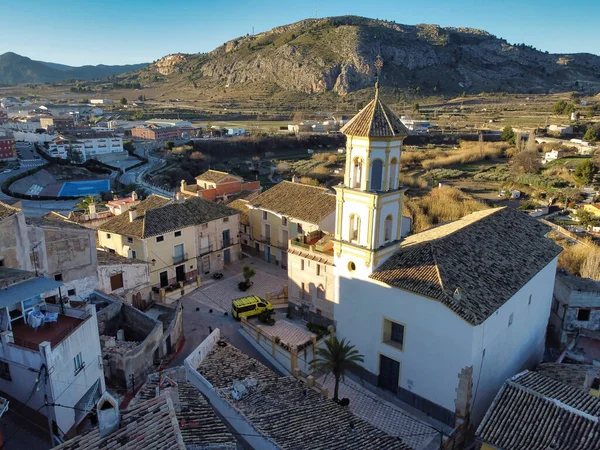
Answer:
top-left (47, 132), bottom-right (124, 162)
top-left (0, 268), bottom-right (105, 440)
top-left (332, 85), bottom-right (562, 427)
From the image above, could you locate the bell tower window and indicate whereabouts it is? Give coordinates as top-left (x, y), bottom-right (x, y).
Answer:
top-left (370, 159), bottom-right (383, 191)
top-left (389, 158), bottom-right (398, 190)
top-left (384, 215), bottom-right (393, 242)
top-left (349, 214), bottom-right (361, 244)
top-left (352, 157), bottom-right (363, 189)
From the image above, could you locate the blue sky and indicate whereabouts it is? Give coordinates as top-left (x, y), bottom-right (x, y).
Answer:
top-left (1, 0), bottom-right (598, 66)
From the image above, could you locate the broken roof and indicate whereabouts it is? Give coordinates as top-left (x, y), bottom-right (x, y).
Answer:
top-left (370, 207), bottom-right (562, 325)
top-left (340, 90), bottom-right (409, 138)
top-left (197, 342), bottom-right (410, 450)
top-left (99, 194), bottom-right (238, 239)
top-left (53, 393), bottom-right (185, 450)
top-left (248, 181), bottom-right (336, 225)
top-left (133, 368), bottom-right (237, 449)
top-left (476, 370), bottom-right (600, 450)
top-left (97, 251), bottom-right (148, 266)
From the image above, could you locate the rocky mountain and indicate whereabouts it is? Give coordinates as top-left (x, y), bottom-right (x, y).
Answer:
top-left (0, 52), bottom-right (148, 85)
top-left (143, 16), bottom-right (600, 96)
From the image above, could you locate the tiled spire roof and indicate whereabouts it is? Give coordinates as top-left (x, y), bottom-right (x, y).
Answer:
top-left (340, 86), bottom-right (409, 138)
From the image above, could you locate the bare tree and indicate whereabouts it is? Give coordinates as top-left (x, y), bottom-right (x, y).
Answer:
top-left (581, 250), bottom-right (600, 281)
top-left (513, 150), bottom-right (541, 173)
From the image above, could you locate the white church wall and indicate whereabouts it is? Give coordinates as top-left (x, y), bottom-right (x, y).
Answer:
top-left (469, 256), bottom-right (558, 423)
top-left (334, 275), bottom-right (474, 414)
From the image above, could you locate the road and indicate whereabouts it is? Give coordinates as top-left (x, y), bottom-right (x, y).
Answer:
top-left (118, 140), bottom-right (173, 197)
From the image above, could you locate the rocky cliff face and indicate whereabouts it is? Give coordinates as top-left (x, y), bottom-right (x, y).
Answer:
top-left (147, 16), bottom-right (600, 95)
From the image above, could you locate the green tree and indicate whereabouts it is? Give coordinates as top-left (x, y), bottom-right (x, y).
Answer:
top-left (313, 336), bottom-right (364, 402)
top-left (165, 141), bottom-right (175, 150)
top-left (500, 126), bottom-right (515, 143)
top-left (76, 194), bottom-right (102, 213)
top-left (574, 159), bottom-right (598, 186)
top-left (576, 209), bottom-right (599, 228)
top-left (584, 125), bottom-right (599, 143)
top-left (123, 140), bottom-right (135, 152)
top-left (242, 265), bottom-right (256, 285)
top-left (120, 97), bottom-right (127, 105)
top-left (411, 101), bottom-right (420, 112)
top-left (552, 100), bottom-right (568, 115)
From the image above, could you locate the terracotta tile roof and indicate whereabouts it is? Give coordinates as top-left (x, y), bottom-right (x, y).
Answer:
top-left (133, 368), bottom-right (237, 449)
top-left (287, 247), bottom-right (334, 265)
top-left (536, 363), bottom-right (600, 389)
top-left (0, 201), bottom-right (20, 220)
top-left (370, 207), bottom-right (562, 325)
top-left (195, 169), bottom-right (239, 184)
top-left (53, 394), bottom-right (186, 450)
top-left (198, 343), bottom-right (410, 450)
top-left (248, 181), bottom-right (336, 225)
top-left (198, 342), bottom-right (277, 389)
top-left (476, 370), bottom-right (600, 450)
top-left (227, 199), bottom-right (249, 225)
top-left (99, 194), bottom-right (238, 239)
top-left (237, 376), bottom-right (411, 450)
top-left (340, 92), bottom-right (409, 138)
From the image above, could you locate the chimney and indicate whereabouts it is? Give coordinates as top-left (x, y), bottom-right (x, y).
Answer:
top-left (128, 209), bottom-right (137, 222)
top-left (292, 174), bottom-right (300, 183)
top-left (116, 329), bottom-right (125, 341)
top-left (453, 288), bottom-right (462, 302)
top-left (131, 191), bottom-right (138, 201)
top-left (88, 203), bottom-right (97, 216)
top-left (113, 194), bottom-right (118, 201)
top-left (180, 179), bottom-right (187, 191)
top-left (175, 192), bottom-right (184, 202)
top-left (97, 392), bottom-right (120, 438)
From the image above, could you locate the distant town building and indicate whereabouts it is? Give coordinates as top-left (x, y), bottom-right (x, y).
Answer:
top-left (400, 117), bottom-right (431, 132)
top-left (89, 99), bottom-right (113, 105)
top-left (180, 170), bottom-right (261, 202)
top-left (131, 124), bottom-right (195, 141)
top-left (47, 131), bottom-right (125, 162)
top-left (542, 149), bottom-right (564, 164)
top-left (106, 192), bottom-right (141, 215)
top-left (547, 124), bottom-right (573, 136)
top-left (226, 127), bottom-right (245, 136)
top-left (145, 119), bottom-right (193, 128)
top-left (40, 116), bottom-right (76, 132)
top-left (582, 203), bottom-right (600, 218)
top-left (0, 136), bottom-right (15, 160)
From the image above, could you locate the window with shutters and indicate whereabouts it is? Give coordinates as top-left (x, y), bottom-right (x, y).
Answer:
top-left (110, 273), bottom-right (124, 291)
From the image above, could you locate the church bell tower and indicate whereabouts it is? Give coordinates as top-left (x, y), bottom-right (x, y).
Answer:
top-left (333, 59), bottom-right (409, 280)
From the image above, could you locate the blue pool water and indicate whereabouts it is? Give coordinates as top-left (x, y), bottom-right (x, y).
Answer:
top-left (58, 179), bottom-right (110, 197)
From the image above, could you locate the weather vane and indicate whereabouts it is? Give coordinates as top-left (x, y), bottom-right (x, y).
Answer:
top-left (375, 55), bottom-right (383, 91)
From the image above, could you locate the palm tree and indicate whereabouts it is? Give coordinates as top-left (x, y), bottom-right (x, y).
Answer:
top-left (313, 336), bottom-right (364, 402)
top-left (76, 194), bottom-right (101, 213)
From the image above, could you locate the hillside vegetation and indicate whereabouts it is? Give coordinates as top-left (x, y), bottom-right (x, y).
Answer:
top-left (121, 15), bottom-right (600, 101)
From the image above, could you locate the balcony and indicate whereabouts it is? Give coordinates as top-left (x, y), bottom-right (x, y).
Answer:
top-left (199, 245), bottom-right (212, 256)
top-left (258, 234), bottom-right (272, 245)
top-left (173, 253), bottom-right (187, 264)
top-left (290, 231), bottom-right (334, 257)
top-left (8, 306), bottom-right (91, 352)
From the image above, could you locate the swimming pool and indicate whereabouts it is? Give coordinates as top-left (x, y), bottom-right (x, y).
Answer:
top-left (58, 179), bottom-right (111, 197)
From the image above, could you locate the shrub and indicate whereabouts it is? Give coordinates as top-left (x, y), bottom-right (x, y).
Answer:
top-left (424, 168), bottom-right (467, 182)
top-left (274, 336), bottom-right (281, 344)
top-left (258, 310), bottom-right (275, 325)
top-left (338, 398), bottom-right (350, 407)
top-left (238, 281), bottom-right (250, 291)
top-left (306, 322), bottom-right (329, 339)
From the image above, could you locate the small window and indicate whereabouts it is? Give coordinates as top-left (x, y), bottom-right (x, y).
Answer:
top-left (0, 362), bottom-right (10, 381)
top-left (126, 237), bottom-right (133, 244)
top-left (297, 223), bottom-right (303, 233)
top-left (156, 235), bottom-right (164, 243)
top-left (262, 211), bottom-right (268, 220)
top-left (508, 313), bottom-right (514, 327)
top-left (316, 264), bottom-right (321, 276)
top-left (110, 273), bottom-right (124, 291)
top-left (282, 216), bottom-right (288, 227)
top-left (578, 309), bottom-right (591, 321)
top-left (0, 258), bottom-right (4, 267)
top-left (383, 319), bottom-right (405, 350)
top-left (73, 353), bottom-right (83, 374)
top-left (528, 294), bottom-right (532, 305)
top-left (174, 230), bottom-right (182, 237)
top-left (348, 261), bottom-right (356, 272)
top-left (106, 233), bottom-right (111, 239)
top-left (317, 285), bottom-right (325, 300)
top-left (54, 273), bottom-right (63, 281)
top-left (301, 260), bottom-right (305, 271)
top-left (223, 217), bottom-right (229, 223)
top-left (67, 288), bottom-right (76, 296)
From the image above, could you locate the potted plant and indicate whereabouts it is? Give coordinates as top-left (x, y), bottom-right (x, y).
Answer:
top-left (238, 265), bottom-right (256, 291)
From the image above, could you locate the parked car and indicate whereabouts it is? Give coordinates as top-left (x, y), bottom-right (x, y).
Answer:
top-left (231, 295), bottom-right (273, 320)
